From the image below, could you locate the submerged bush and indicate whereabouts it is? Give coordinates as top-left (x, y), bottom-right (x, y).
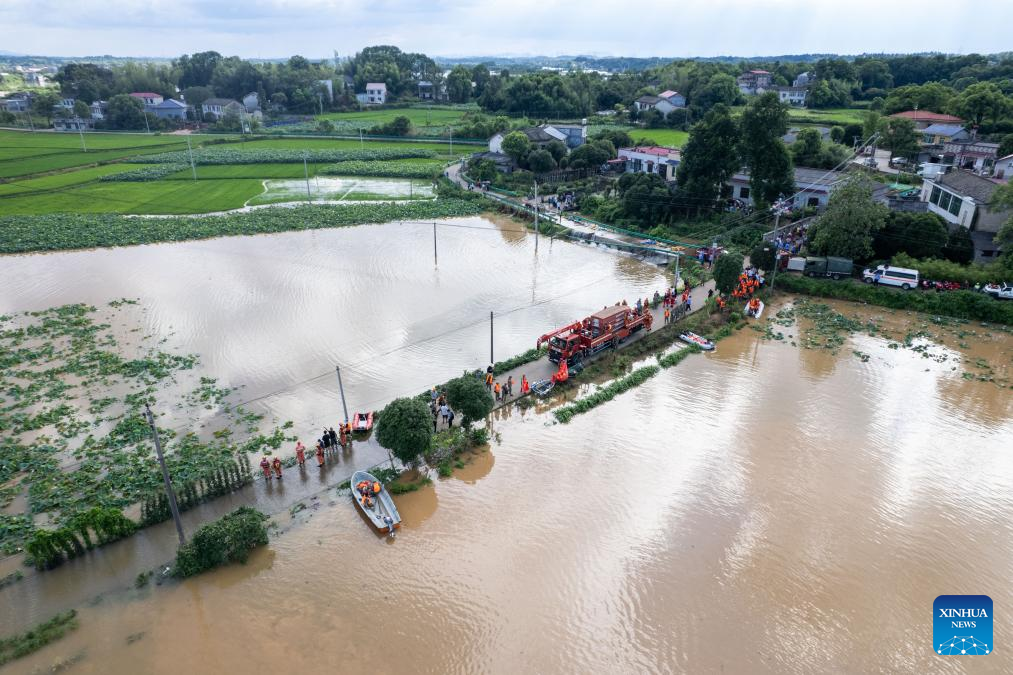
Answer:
top-left (0, 610), bottom-right (79, 667)
top-left (172, 506), bottom-right (268, 578)
top-left (553, 365), bottom-right (660, 423)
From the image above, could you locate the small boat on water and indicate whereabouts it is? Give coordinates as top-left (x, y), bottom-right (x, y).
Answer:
top-left (679, 331), bottom-right (715, 351)
top-left (744, 299), bottom-right (765, 319)
top-left (352, 411), bottom-right (373, 432)
top-left (351, 470), bottom-right (401, 534)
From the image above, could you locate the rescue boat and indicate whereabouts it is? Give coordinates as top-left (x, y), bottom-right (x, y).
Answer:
top-left (744, 299), bottom-right (765, 319)
top-left (679, 331), bottom-right (715, 351)
top-left (352, 411), bottom-right (373, 432)
top-left (351, 470), bottom-right (402, 533)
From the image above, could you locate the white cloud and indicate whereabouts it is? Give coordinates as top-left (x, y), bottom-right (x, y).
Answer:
top-left (1, 0), bottom-right (1009, 57)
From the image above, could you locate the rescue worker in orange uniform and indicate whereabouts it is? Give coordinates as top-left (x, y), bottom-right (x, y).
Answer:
top-left (295, 441), bottom-right (305, 466)
top-left (521, 375), bottom-right (530, 394)
top-left (316, 442), bottom-right (325, 467)
top-left (272, 456), bottom-right (283, 479)
top-left (260, 456), bottom-right (272, 480)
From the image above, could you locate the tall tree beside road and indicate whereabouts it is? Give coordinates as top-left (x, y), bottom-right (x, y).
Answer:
top-left (740, 93), bottom-right (794, 208)
top-left (446, 66), bottom-right (473, 103)
top-left (376, 397), bottom-right (433, 469)
top-left (807, 178), bottom-right (888, 260)
top-left (444, 376), bottom-right (493, 429)
top-left (675, 104), bottom-right (740, 206)
top-left (501, 132), bottom-right (531, 164)
top-left (877, 116), bottom-right (920, 157)
top-left (30, 91), bottom-right (60, 121)
top-left (103, 94), bottom-right (147, 130)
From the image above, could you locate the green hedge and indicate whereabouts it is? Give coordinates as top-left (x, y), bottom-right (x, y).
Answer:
top-left (553, 365), bottom-right (660, 423)
top-left (0, 610), bottom-right (79, 667)
top-left (492, 346), bottom-right (546, 375)
top-left (658, 344), bottom-right (701, 368)
top-left (0, 200), bottom-right (487, 254)
top-left (173, 506), bottom-right (268, 578)
top-left (891, 252), bottom-right (1011, 286)
top-left (776, 274), bottom-right (1013, 325)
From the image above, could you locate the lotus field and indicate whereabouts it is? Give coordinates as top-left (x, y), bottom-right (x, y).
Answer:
top-left (126, 147), bottom-right (440, 165)
top-left (320, 159), bottom-right (444, 178)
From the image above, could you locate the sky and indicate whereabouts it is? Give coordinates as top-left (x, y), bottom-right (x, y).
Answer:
top-left (2, 0), bottom-right (1011, 59)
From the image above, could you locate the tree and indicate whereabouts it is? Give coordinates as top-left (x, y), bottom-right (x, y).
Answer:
top-left (446, 65), bottom-right (473, 103)
top-left (501, 131), bottom-right (531, 164)
top-left (992, 183), bottom-right (1013, 261)
top-left (873, 212), bottom-right (948, 259)
top-left (691, 73), bottom-right (739, 113)
top-left (591, 128), bottom-right (633, 150)
top-left (72, 100), bottom-right (91, 118)
top-left (469, 158), bottom-right (498, 183)
top-left (444, 375), bottom-right (493, 428)
top-left (713, 252), bottom-right (744, 294)
top-left (372, 115), bottom-right (411, 136)
top-left (749, 243), bottom-right (776, 272)
top-left (30, 90), bottom-right (60, 120)
top-left (376, 397), bottom-right (432, 468)
top-left (882, 82), bottom-right (954, 115)
top-left (103, 94), bottom-right (147, 130)
top-left (545, 139), bottom-right (567, 163)
top-left (951, 82), bottom-right (1010, 127)
top-left (176, 51), bottom-right (223, 89)
top-left (567, 139), bottom-right (614, 169)
top-left (841, 123), bottom-right (864, 147)
top-left (528, 148), bottom-right (556, 173)
top-left (791, 128), bottom-right (823, 166)
top-left (676, 104), bottom-right (740, 205)
top-left (317, 119), bottom-right (335, 133)
top-left (878, 116), bottom-right (919, 157)
top-left (998, 134), bottom-right (1013, 160)
top-left (943, 226), bottom-right (975, 265)
top-left (740, 93), bottom-right (794, 207)
top-left (830, 126), bottom-right (845, 144)
top-left (808, 79), bottom-right (852, 109)
top-left (471, 64), bottom-right (491, 97)
top-left (807, 178), bottom-right (888, 260)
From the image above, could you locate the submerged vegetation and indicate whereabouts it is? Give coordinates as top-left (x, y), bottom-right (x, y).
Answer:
top-left (0, 200), bottom-right (487, 254)
top-left (0, 610), bottom-right (79, 667)
top-left (172, 507), bottom-right (269, 578)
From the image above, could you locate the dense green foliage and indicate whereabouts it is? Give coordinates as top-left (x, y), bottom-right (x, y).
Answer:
top-left (942, 226), bottom-right (976, 265)
top-left (0, 200), bottom-right (485, 253)
top-left (319, 160), bottom-right (442, 178)
top-left (713, 252), bottom-right (745, 294)
top-left (676, 104), bottom-right (740, 205)
top-left (127, 147), bottom-right (438, 165)
top-left (376, 397), bottom-right (433, 467)
top-left (0, 610), bottom-right (79, 667)
top-left (790, 128), bottom-right (850, 170)
top-left (807, 178), bottom-right (888, 260)
top-left (554, 366), bottom-right (660, 423)
top-left (173, 507), bottom-right (269, 577)
top-left (99, 164), bottom-right (188, 182)
top-left (873, 212), bottom-right (948, 260)
top-left (739, 93), bottom-right (794, 207)
top-left (444, 375), bottom-right (494, 428)
top-left (890, 252), bottom-right (1013, 285)
top-left (492, 346), bottom-right (547, 375)
top-left (776, 274), bottom-right (1013, 325)
top-left (25, 507), bottom-right (136, 570)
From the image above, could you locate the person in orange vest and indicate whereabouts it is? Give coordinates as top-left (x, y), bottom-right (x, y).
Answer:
top-left (494, 381), bottom-right (501, 401)
top-left (295, 441), bottom-right (305, 466)
top-left (272, 456), bottom-right (283, 479)
top-left (339, 425), bottom-right (347, 448)
top-left (485, 371), bottom-right (493, 390)
top-left (260, 456), bottom-right (272, 480)
top-left (664, 307), bottom-right (670, 324)
top-left (521, 374), bottom-right (530, 394)
top-left (316, 442), bottom-right (325, 467)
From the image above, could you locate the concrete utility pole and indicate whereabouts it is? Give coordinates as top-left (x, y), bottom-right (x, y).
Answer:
top-left (359, 127), bottom-right (364, 149)
top-left (78, 126), bottom-right (87, 152)
top-left (186, 135), bottom-right (198, 181)
top-left (533, 181), bottom-right (539, 253)
top-left (489, 311), bottom-right (494, 365)
top-left (335, 366), bottom-right (350, 425)
top-left (673, 252), bottom-right (681, 290)
top-left (143, 111), bottom-right (151, 134)
top-left (304, 153), bottom-right (311, 201)
top-left (144, 404), bottom-right (185, 545)
top-left (433, 222), bottom-right (438, 266)
top-left (768, 197), bottom-right (790, 292)
top-left (449, 128), bottom-right (453, 157)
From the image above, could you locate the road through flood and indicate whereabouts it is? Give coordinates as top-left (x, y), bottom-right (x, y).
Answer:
top-left (3, 279), bottom-right (1011, 672)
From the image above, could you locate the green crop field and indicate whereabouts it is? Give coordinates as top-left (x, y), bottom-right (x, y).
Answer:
top-left (629, 128), bottom-right (689, 148)
top-left (317, 105), bottom-right (473, 127)
top-left (226, 136), bottom-right (471, 154)
top-left (0, 164), bottom-right (137, 197)
top-left (787, 107), bottom-right (866, 126)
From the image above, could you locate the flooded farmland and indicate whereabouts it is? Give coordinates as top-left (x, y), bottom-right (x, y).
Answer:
top-left (2, 218), bottom-right (1012, 673)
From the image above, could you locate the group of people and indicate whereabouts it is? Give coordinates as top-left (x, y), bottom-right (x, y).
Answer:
top-left (659, 286), bottom-right (692, 324)
top-left (430, 388), bottom-right (456, 430)
top-left (731, 267), bottom-right (764, 299)
top-left (261, 422), bottom-right (355, 480)
top-left (696, 247), bottom-right (718, 269)
top-left (483, 366), bottom-right (521, 403)
top-left (773, 225), bottom-right (809, 258)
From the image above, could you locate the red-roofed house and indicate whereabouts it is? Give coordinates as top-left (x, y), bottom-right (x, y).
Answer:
top-left (658, 90), bottom-right (686, 107)
top-left (130, 92), bottom-right (164, 106)
top-left (737, 70), bottom-right (772, 95)
top-left (618, 146), bottom-right (681, 181)
top-left (889, 110), bottom-right (962, 130)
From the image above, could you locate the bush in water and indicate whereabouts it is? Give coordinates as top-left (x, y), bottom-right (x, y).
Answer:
top-left (553, 365), bottom-right (660, 424)
top-left (173, 507), bottom-right (269, 578)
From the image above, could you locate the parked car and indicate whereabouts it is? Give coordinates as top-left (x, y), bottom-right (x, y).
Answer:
top-left (862, 157), bottom-right (878, 168)
top-left (983, 283), bottom-right (1013, 300)
top-left (862, 265), bottom-right (919, 290)
top-left (890, 157), bottom-right (908, 166)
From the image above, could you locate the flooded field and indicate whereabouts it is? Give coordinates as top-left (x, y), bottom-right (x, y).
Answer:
top-left (2, 223), bottom-right (1012, 673)
top-left (250, 176), bottom-right (434, 204)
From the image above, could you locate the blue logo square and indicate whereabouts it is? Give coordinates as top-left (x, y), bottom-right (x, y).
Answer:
top-left (934, 595), bottom-right (992, 655)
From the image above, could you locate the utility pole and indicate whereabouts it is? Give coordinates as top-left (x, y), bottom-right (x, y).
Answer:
top-left (186, 135), bottom-right (198, 181)
top-left (433, 222), bottom-right (438, 266)
top-left (144, 404), bottom-right (185, 545)
top-left (143, 111), bottom-right (151, 134)
top-left (449, 128), bottom-right (453, 157)
top-left (78, 126), bottom-right (87, 152)
top-left (359, 127), bottom-right (364, 149)
top-left (26, 111), bottom-right (34, 131)
top-left (533, 181), bottom-right (539, 253)
top-left (304, 153), bottom-right (311, 201)
top-left (769, 197), bottom-right (789, 292)
top-left (489, 311), bottom-right (494, 365)
top-left (673, 252), bottom-right (681, 290)
top-left (335, 366), bottom-right (350, 426)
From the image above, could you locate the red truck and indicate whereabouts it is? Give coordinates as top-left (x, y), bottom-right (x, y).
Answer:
top-left (537, 304), bottom-right (653, 365)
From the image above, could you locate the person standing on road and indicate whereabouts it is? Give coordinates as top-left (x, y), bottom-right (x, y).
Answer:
top-left (447, 409), bottom-right (455, 427)
top-left (440, 402), bottom-right (450, 425)
top-left (295, 442), bottom-right (306, 467)
top-left (506, 375), bottom-right (514, 397)
top-left (485, 371), bottom-right (494, 391)
top-left (521, 375), bottom-right (530, 395)
top-left (260, 456), bottom-right (272, 480)
top-left (328, 427), bottom-right (338, 449)
top-left (272, 456), bottom-right (283, 479)
top-left (494, 381), bottom-right (502, 402)
top-left (316, 442), bottom-right (325, 468)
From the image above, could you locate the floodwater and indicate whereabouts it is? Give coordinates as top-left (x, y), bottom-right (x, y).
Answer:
top-left (3, 227), bottom-right (1013, 672)
top-left (255, 176), bottom-right (434, 203)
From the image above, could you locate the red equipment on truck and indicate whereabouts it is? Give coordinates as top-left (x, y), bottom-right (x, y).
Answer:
top-left (537, 304), bottom-right (653, 365)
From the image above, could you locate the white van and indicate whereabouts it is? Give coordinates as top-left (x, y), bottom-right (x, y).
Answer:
top-left (862, 265), bottom-right (919, 290)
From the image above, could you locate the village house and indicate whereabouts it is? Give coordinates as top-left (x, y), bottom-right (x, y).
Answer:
top-left (89, 100), bottom-right (107, 119)
top-left (57, 97), bottom-right (76, 111)
top-left (0, 93), bottom-right (32, 113)
top-left (920, 171), bottom-right (1008, 261)
top-left (657, 90), bottom-right (686, 107)
top-left (889, 110), bottom-right (962, 130)
top-left (725, 167), bottom-right (868, 209)
top-left (24, 72), bottom-right (47, 86)
top-left (148, 98), bottom-right (191, 121)
top-left (53, 117), bottom-right (95, 131)
top-left (921, 123), bottom-right (969, 145)
top-left (994, 153), bottom-right (1013, 181)
top-left (356, 83), bottom-right (387, 105)
top-left (418, 80), bottom-right (447, 101)
top-left (793, 72), bottom-right (813, 87)
top-left (618, 146), bottom-right (681, 181)
top-left (943, 139), bottom-right (1000, 174)
top-left (737, 70), bottom-right (773, 95)
top-left (318, 79), bottom-right (334, 102)
top-left (130, 92), bottom-right (164, 106)
top-left (771, 85), bottom-right (807, 106)
top-left (633, 95), bottom-right (678, 116)
top-left (488, 126), bottom-right (558, 153)
top-left (487, 123), bottom-right (587, 153)
top-left (201, 98), bottom-right (244, 120)
top-left (470, 151), bottom-right (515, 174)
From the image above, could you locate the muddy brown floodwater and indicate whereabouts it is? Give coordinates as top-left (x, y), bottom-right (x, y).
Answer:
top-left (3, 226), bottom-right (1013, 672)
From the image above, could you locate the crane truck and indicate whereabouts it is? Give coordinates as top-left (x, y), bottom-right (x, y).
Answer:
top-left (536, 304), bottom-right (653, 365)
